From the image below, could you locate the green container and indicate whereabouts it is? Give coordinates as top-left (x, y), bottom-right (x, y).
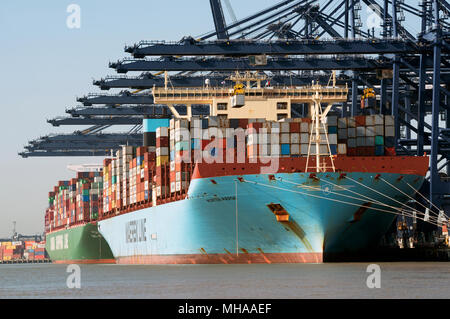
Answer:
top-left (375, 135), bottom-right (384, 146)
top-left (82, 189), bottom-right (90, 196)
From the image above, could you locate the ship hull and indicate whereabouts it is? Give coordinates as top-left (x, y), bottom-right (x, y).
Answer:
top-left (45, 222), bottom-right (115, 264)
top-left (98, 171), bottom-right (425, 264)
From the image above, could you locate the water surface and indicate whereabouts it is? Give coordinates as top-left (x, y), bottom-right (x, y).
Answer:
top-left (0, 262), bottom-right (449, 298)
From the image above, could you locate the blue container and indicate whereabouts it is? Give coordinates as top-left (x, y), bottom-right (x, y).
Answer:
top-left (143, 118), bottom-right (170, 132)
top-left (375, 136), bottom-right (384, 146)
top-left (83, 195), bottom-right (90, 202)
top-left (375, 145), bottom-right (385, 156)
top-left (170, 150), bottom-right (175, 160)
top-left (328, 126), bottom-right (338, 134)
top-left (330, 144), bottom-right (337, 155)
top-left (281, 144), bottom-right (290, 155)
top-left (191, 138), bottom-right (200, 150)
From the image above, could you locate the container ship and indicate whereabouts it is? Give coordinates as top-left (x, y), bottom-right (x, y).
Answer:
top-left (44, 172), bottom-right (115, 264)
top-left (44, 74), bottom-right (429, 264)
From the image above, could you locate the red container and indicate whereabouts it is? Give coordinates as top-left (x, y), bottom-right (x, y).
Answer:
top-left (289, 122), bottom-right (300, 133)
top-left (347, 147), bottom-right (357, 156)
top-left (385, 147), bottom-right (396, 156)
top-left (156, 137), bottom-right (169, 148)
top-left (247, 122), bottom-right (263, 132)
top-left (355, 115), bottom-right (366, 127)
top-left (238, 119), bottom-right (248, 128)
top-left (301, 118), bottom-right (311, 123)
top-left (365, 147), bottom-right (375, 156)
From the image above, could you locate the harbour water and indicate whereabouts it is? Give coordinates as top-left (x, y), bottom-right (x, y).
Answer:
top-left (0, 262), bottom-right (449, 299)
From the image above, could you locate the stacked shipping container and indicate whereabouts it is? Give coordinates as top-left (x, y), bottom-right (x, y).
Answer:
top-left (59, 115), bottom-right (396, 218)
top-left (0, 241), bottom-right (47, 261)
top-left (46, 172), bottom-right (103, 231)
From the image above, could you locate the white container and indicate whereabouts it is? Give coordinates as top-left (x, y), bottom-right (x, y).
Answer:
top-left (365, 126), bottom-right (376, 137)
top-left (300, 144), bottom-right (309, 155)
top-left (290, 133), bottom-right (300, 144)
top-left (291, 143), bottom-right (300, 155)
top-left (281, 133), bottom-right (290, 144)
top-left (191, 116), bottom-right (201, 128)
top-left (281, 122), bottom-right (290, 133)
top-left (375, 125), bottom-right (384, 136)
top-left (156, 127), bottom-right (169, 138)
top-left (328, 134), bottom-right (338, 145)
top-left (300, 133), bottom-right (309, 144)
top-left (259, 133), bottom-right (270, 144)
top-left (259, 144), bottom-right (270, 156)
top-left (270, 133), bottom-right (280, 145)
top-left (338, 143), bottom-right (347, 155)
top-left (271, 122), bottom-right (280, 130)
top-left (374, 114), bottom-right (384, 125)
top-left (356, 127), bottom-right (366, 137)
top-left (300, 122), bottom-right (309, 133)
top-left (174, 119), bottom-right (189, 129)
top-left (365, 115), bottom-right (375, 126)
top-left (231, 95), bottom-right (245, 107)
top-left (384, 115), bottom-right (395, 126)
top-left (270, 144), bottom-right (280, 156)
top-left (156, 147), bottom-right (169, 157)
top-left (347, 117), bottom-right (356, 128)
top-left (385, 125), bottom-right (395, 137)
top-left (247, 133), bottom-right (258, 145)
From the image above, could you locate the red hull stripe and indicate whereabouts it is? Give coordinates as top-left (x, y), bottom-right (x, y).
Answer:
top-left (116, 253), bottom-right (323, 264)
top-left (52, 259), bottom-right (116, 264)
top-left (192, 156), bottom-right (429, 180)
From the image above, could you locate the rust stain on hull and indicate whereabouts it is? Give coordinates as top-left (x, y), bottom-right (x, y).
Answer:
top-left (117, 252), bottom-right (323, 264)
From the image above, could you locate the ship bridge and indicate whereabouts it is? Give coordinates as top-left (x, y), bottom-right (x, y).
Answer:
top-left (153, 72), bottom-right (348, 121)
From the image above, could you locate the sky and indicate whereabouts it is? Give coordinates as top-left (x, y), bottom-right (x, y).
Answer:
top-left (0, 0), bottom-right (425, 238)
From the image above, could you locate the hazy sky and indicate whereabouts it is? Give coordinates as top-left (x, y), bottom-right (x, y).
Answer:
top-left (0, 1), bottom-right (424, 238)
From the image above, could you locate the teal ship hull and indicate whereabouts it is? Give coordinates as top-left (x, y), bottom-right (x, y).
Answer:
top-left (97, 171), bottom-right (424, 264)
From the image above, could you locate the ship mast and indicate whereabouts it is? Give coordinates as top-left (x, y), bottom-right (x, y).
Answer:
top-left (305, 72), bottom-right (342, 173)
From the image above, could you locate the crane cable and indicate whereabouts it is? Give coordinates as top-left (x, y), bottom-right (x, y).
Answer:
top-left (342, 175), bottom-right (442, 223)
top-left (306, 175), bottom-right (440, 224)
top-left (276, 177), bottom-right (438, 224)
top-left (240, 179), bottom-right (444, 227)
top-left (379, 176), bottom-right (448, 221)
top-left (402, 179), bottom-right (447, 218)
